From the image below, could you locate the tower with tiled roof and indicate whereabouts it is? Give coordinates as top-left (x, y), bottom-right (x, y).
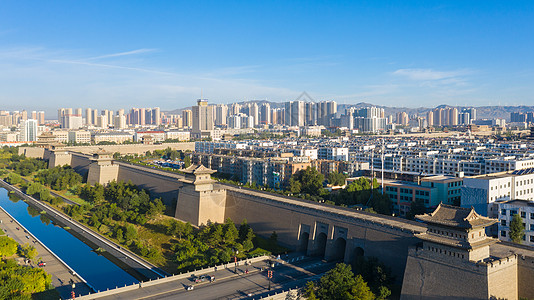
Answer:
top-left (401, 204), bottom-right (518, 300)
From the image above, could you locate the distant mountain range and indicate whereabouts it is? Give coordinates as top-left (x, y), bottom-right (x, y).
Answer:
top-left (165, 101), bottom-right (534, 121)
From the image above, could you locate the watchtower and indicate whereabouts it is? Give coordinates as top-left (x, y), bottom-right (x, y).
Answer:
top-left (175, 164), bottom-right (227, 226)
top-left (87, 149), bottom-right (119, 185)
top-left (401, 204), bottom-right (518, 300)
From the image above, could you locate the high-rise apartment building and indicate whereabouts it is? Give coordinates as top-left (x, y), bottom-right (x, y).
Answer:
top-left (247, 103), bottom-right (259, 126)
top-left (285, 101), bottom-right (306, 127)
top-left (230, 103), bottom-right (241, 115)
top-left (260, 103), bottom-right (271, 125)
top-left (20, 119), bottom-right (38, 142)
top-left (353, 107), bottom-right (386, 132)
top-left (449, 107), bottom-right (459, 126)
top-left (192, 100), bottom-right (214, 132)
top-left (37, 111), bottom-right (45, 125)
top-left (396, 112), bottom-right (409, 126)
top-left (182, 110), bottom-right (192, 128)
top-left (86, 108), bottom-right (93, 125)
top-left (153, 107), bottom-right (161, 125)
top-left (58, 108), bottom-right (82, 129)
top-left (215, 104), bottom-right (228, 126)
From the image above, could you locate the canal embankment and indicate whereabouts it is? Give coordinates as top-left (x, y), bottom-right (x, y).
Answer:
top-left (0, 196), bottom-right (94, 299)
top-left (0, 179), bottom-right (167, 282)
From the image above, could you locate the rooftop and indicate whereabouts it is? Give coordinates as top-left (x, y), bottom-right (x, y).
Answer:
top-left (416, 203), bottom-right (497, 229)
top-left (497, 199), bottom-right (534, 208)
top-left (181, 164), bottom-right (216, 175)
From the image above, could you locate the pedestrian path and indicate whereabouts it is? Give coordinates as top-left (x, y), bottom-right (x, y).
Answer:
top-left (0, 205), bottom-right (93, 299)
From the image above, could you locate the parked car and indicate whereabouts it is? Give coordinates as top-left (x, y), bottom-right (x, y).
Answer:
top-left (186, 285), bottom-right (194, 291)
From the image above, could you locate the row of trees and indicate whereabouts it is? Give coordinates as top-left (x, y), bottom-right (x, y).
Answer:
top-left (74, 181), bottom-right (165, 218)
top-left (24, 182), bottom-right (64, 205)
top-left (331, 177), bottom-right (392, 215)
top-left (170, 219), bottom-right (257, 272)
top-left (8, 157), bottom-right (47, 176)
top-left (287, 168), bottom-right (392, 215)
top-left (35, 166), bottom-right (82, 191)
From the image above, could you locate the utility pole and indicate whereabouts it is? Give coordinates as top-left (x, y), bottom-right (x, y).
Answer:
top-left (381, 138), bottom-right (385, 195)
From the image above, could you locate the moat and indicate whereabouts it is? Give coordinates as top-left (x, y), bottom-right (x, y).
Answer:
top-left (0, 188), bottom-right (139, 292)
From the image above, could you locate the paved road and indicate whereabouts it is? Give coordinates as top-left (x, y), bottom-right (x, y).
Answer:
top-left (0, 205), bottom-right (93, 299)
top-left (94, 255), bottom-right (334, 300)
top-left (0, 179), bottom-right (166, 282)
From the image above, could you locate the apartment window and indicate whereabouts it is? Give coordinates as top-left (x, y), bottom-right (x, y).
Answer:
top-left (502, 209), bottom-right (507, 215)
top-left (530, 213), bottom-right (534, 219)
top-left (501, 231), bottom-right (507, 237)
top-left (522, 212), bottom-right (527, 218)
top-left (501, 220), bottom-right (507, 226)
top-left (530, 236), bottom-right (534, 243)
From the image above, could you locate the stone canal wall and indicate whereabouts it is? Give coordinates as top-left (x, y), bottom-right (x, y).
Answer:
top-left (0, 179), bottom-right (165, 281)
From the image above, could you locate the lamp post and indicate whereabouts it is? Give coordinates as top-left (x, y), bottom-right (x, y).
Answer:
top-left (234, 250), bottom-right (239, 273)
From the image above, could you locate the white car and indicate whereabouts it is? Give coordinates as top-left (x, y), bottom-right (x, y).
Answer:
top-left (186, 285), bottom-right (194, 291)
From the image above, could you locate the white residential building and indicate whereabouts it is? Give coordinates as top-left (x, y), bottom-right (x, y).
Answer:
top-left (461, 169), bottom-right (534, 217)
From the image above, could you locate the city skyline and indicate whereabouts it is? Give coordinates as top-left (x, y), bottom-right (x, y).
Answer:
top-left (1, 1), bottom-right (534, 112)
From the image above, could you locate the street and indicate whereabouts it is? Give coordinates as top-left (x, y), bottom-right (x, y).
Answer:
top-left (93, 255), bottom-right (334, 300)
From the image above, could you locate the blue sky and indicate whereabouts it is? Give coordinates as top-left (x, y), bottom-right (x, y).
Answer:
top-left (1, 1), bottom-right (533, 114)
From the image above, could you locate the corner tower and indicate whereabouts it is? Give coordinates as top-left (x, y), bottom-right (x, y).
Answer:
top-left (401, 204), bottom-right (518, 300)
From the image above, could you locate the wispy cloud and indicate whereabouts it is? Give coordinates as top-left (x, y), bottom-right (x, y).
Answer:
top-left (0, 45), bottom-right (300, 111)
top-left (392, 68), bottom-right (470, 81)
top-left (46, 58), bottom-right (176, 76)
top-left (85, 48), bottom-right (156, 60)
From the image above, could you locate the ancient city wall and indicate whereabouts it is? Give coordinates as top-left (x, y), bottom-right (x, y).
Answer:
top-left (63, 142), bottom-right (195, 155)
top-left (70, 153), bottom-right (92, 178)
top-left (401, 248), bottom-right (490, 300)
top-left (223, 187), bottom-right (422, 280)
top-left (518, 256), bottom-right (534, 299)
top-left (116, 163), bottom-right (181, 206)
top-left (487, 255), bottom-right (518, 300)
top-left (18, 147), bottom-right (45, 158)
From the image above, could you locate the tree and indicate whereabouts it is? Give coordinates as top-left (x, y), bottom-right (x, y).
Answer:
top-left (124, 224), bottom-right (138, 243)
top-left (0, 236), bottom-right (18, 257)
top-left (183, 156), bottom-right (191, 168)
top-left (350, 275), bottom-right (375, 300)
top-left (18, 244), bottom-right (38, 260)
top-left (510, 213), bottom-right (525, 243)
top-left (116, 228), bottom-right (124, 242)
top-left (406, 199), bottom-right (426, 220)
top-left (311, 263), bottom-right (375, 300)
top-left (222, 219), bottom-right (238, 245)
top-left (5, 172), bottom-right (22, 185)
top-left (328, 172), bottom-right (347, 186)
top-left (289, 167), bottom-right (325, 196)
top-left (288, 177), bottom-right (301, 194)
